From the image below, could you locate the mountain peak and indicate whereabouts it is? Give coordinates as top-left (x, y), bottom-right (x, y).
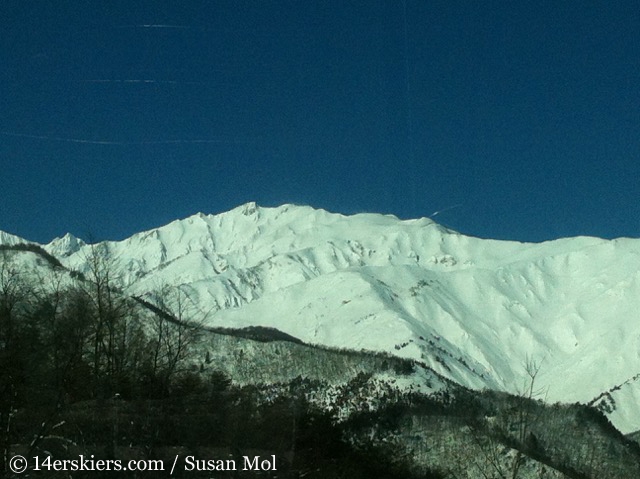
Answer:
top-left (238, 201), bottom-right (258, 216)
top-left (45, 232), bottom-right (85, 258)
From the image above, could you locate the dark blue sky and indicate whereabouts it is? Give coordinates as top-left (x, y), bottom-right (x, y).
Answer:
top-left (2, 1), bottom-right (639, 243)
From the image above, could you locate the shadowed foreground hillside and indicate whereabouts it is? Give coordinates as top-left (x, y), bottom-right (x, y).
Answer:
top-left (2, 246), bottom-right (640, 478)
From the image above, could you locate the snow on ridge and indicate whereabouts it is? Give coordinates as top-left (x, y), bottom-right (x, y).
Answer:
top-left (45, 232), bottom-right (86, 258)
top-left (0, 230), bottom-right (32, 246)
top-left (4, 203), bottom-right (640, 432)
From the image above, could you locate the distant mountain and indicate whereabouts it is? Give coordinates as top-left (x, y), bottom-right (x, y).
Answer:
top-left (3, 202), bottom-right (640, 435)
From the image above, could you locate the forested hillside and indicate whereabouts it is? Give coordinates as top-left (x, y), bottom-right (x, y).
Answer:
top-left (2, 246), bottom-right (639, 478)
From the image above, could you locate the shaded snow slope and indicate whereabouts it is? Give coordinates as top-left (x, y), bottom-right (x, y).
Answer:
top-left (2, 202), bottom-right (640, 432)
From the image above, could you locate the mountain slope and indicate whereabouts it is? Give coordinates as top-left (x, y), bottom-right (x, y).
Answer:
top-left (3, 202), bottom-right (640, 433)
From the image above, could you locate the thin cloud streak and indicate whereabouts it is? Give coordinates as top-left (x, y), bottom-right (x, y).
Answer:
top-left (81, 79), bottom-right (209, 85)
top-left (0, 131), bottom-right (257, 146)
top-left (116, 24), bottom-right (198, 30)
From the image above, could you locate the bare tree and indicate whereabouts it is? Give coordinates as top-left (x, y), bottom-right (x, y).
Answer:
top-left (468, 357), bottom-right (548, 479)
top-left (142, 283), bottom-right (203, 394)
top-left (80, 243), bottom-right (137, 397)
top-left (510, 357), bottom-right (547, 478)
top-left (0, 255), bottom-right (34, 473)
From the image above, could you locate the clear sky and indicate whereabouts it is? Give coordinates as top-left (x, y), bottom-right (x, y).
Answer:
top-left (2, 1), bottom-right (639, 244)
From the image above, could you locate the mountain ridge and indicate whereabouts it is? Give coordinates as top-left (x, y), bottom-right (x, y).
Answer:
top-left (2, 202), bottom-right (639, 433)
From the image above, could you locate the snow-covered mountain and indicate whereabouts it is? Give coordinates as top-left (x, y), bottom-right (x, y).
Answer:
top-left (3, 202), bottom-right (640, 433)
